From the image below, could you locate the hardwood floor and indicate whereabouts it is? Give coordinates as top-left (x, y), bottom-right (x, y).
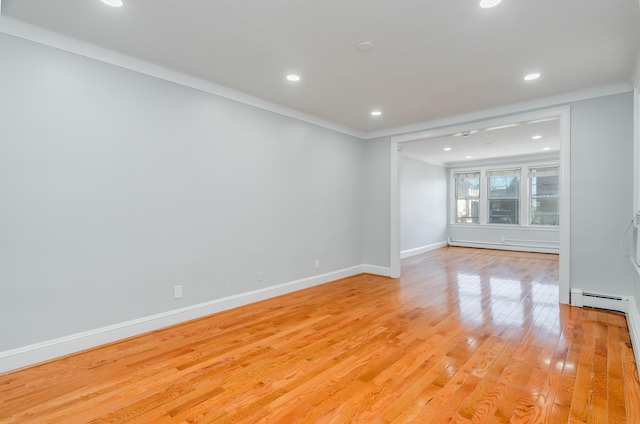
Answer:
top-left (1, 247), bottom-right (639, 423)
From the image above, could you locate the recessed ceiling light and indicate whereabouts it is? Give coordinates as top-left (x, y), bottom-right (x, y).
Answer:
top-left (542, 147), bottom-right (551, 151)
top-left (532, 135), bottom-right (542, 140)
top-left (444, 147), bottom-right (452, 151)
top-left (466, 156), bottom-right (473, 159)
top-left (286, 74), bottom-right (301, 82)
top-left (357, 42), bottom-right (374, 53)
top-left (371, 110), bottom-right (382, 116)
top-left (101, 0), bottom-right (123, 7)
top-left (479, 0), bottom-right (502, 8)
top-left (524, 73), bottom-right (541, 81)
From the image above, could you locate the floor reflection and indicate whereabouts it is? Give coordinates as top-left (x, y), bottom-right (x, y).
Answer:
top-left (428, 249), bottom-right (562, 344)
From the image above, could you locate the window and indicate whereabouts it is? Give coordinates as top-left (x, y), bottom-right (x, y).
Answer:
top-left (529, 166), bottom-right (559, 225)
top-left (487, 169), bottom-right (520, 225)
top-left (454, 171), bottom-right (480, 223)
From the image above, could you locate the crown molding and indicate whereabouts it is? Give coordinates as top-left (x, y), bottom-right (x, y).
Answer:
top-left (0, 16), bottom-right (366, 139)
top-left (365, 83), bottom-right (633, 140)
top-left (0, 15), bottom-right (634, 142)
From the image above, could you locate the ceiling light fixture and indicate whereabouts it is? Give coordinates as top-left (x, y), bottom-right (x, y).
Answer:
top-left (357, 42), bottom-right (374, 53)
top-left (479, 0), bottom-right (502, 8)
top-left (286, 74), bottom-right (301, 82)
top-left (542, 147), bottom-right (551, 151)
top-left (444, 147), bottom-right (452, 151)
top-left (101, 0), bottom-right (123, 7)
top-left (466, 156), bottom-right (473, 159)
top-left (524, 73), bottom-right (541, 81)
top-left (371, 110), bottom-right (382, 116)
top-left (532, 135), bottom-right (542, 140)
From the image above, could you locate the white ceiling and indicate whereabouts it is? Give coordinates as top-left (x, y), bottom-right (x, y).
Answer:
top-left (401, 117), bottom-right (560, 167)
top-left (1, 0), bottom-right (639, 135)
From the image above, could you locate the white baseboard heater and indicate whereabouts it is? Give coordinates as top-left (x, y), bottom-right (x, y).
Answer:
top-left (570, 289), bottom-right (626, 313)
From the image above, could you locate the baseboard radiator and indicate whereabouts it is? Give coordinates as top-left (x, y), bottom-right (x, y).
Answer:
top-left (570, 289), bottom-right (626, 313)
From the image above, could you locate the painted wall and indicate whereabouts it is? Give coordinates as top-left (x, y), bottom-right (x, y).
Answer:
top-left (570, 92), bottom-right (634, 295)
top-left (362, 92), bottom-right (635, 296)
top-left (0, 34), bottom-right (365, 351)
top-left (400, 157), bottom-right (447, 252)
top-left (363, 136), bottom-right (391, 267)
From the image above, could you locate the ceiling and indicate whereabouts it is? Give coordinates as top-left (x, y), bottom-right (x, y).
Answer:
top-left (1, 0), bottom-right (639, 135)
top-left (401, 117), bottom-right (560, 167)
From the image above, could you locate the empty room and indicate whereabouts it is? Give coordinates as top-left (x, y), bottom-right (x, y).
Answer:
top-left (1, 0), bottom-right (640, 422)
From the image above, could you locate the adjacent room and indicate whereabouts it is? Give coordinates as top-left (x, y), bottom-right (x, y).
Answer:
top-left (1, 0), bottom-right (639, 422)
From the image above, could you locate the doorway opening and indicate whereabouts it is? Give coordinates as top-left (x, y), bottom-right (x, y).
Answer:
top-left (390, 106), bottom-right (571, 304)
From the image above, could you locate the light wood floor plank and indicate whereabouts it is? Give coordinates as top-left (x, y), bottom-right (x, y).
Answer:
top-left (1, 247), bottom-right (639, 423)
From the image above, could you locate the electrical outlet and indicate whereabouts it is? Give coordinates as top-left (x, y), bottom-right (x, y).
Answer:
top-left (257, 272), bottom-right (263, 282)
top-left (174, 285), bottom-right (183, 299)
top-left (315, 259), bottom-right (320, 269)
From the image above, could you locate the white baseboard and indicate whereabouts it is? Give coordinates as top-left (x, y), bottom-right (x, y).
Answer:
top-left (362, 264), bottom-right (392, 277)
top-left (0, 263), bottom-right (390, 374)
top-left (448, 240), bottom-right (559, 254)
top-left (400, 241), bottom-right (448, 259)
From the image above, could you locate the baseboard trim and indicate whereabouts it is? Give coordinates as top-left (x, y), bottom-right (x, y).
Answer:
top-left (0, 264), bottom-right (384, 374)
top-left (362, 264), bottom-right (392, 277)
top-left (448, 240), bottom-right (559, 254)
top-left (400, 241), bottom-right (448, 259)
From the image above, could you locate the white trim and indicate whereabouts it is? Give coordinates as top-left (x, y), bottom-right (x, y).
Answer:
top-left (569, 289), bottom-right (626, 312)
top-left (391, 106), bottom-right (571, 304)
top-left (0, 17), bottom-right (631, 141)
top-left (0, 17), bottom-right (365, 140)
top-left (448, 240), bottom-right (558, 254)
top-left (369, 84), bottom-right (630, 140)
top-left (0, 264), bottom-right (380, 374)
top-left (448, 159), bottom-right (560, 227)
top-left (390, 142), bottom-right (402, 278)
top-left (558, 106), bottom-right (571, 304)
top-left (400, 241), bottom-right (448, 259)
top-left (625, 296), bottom-right (640, 381)
top-left (450, 224), bottom-right (560, 233)
top-left (362, 264), bottom-right (392, 277)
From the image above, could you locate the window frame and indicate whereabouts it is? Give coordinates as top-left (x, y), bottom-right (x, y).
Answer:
top-left (486, 168), bottom-right (521, 226)
top-left (449, 160), bottom-right (559, 228)
top-left (453, 171), bottom-right (481, 224)
top-left (528, 165), bottom-right (560, 226)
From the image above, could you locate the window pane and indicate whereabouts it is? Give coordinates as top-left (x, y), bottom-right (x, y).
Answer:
top-left (456, 177), bottom-right (479, 199)
top-left (456, 199), bottom-right (479, 223)
top-left (488, 175), bottom-right (520, 198)
top-left (530, 197), bottom-right (559, 225)
top-left (489, 199), bottom-right (519, 224)
top-left (531, 175), bottom-right (559, 197)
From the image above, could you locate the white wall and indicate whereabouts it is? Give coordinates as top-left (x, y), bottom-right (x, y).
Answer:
top-left (363, 136), bottom-right (391, 267)
top-left (570, 93), bottom-right (634, 295)
top-left (0, 33), bottom-right (365, 351)
top-left (363, 91), bottom-right (635, 296)
top-left (400, 157), bottom-right (447, 252)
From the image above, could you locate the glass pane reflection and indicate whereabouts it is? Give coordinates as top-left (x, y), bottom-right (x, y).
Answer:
top-left (457, 273), bottom-right (483, 325)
